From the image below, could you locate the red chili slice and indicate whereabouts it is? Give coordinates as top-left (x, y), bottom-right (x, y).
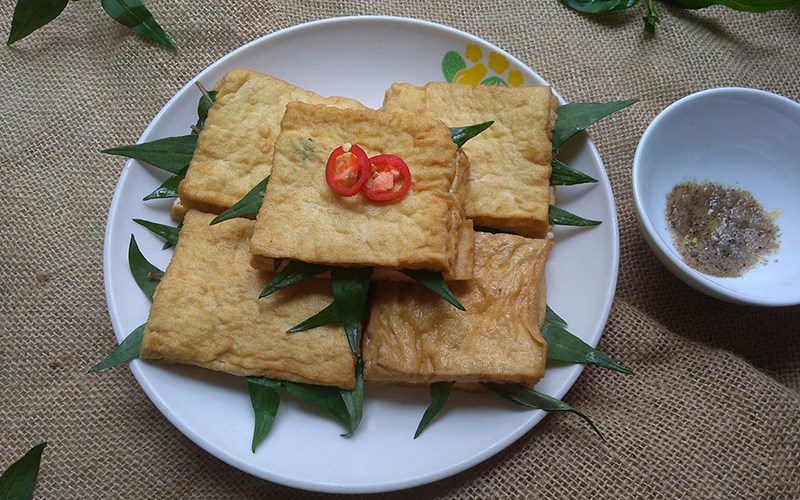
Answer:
top-left (325, 144), bottom-right (370, 197)
top-left (362, 154), bottom-right (412, 203)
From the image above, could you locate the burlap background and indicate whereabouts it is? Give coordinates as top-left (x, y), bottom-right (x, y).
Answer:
top-left (1, 1), bottom-right (798, 497)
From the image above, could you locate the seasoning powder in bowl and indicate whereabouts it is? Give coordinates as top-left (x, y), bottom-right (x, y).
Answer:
top-left (665, 181), bottom-right (780, 277)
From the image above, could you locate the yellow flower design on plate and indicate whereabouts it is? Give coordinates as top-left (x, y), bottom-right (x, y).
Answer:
top-left (488, 52), bottom-right (509, 74)
top-left (465, 44), bottom-right (483, 62)
top-left (442, 46), bottom-right (524, 87)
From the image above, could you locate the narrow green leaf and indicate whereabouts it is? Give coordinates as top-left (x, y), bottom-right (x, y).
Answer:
top-left (260, 261), bottom-right (331, 298)
top-left (89, 323), bottom-right (145, 371)
top-left (210, 176), bottom-right (269, 225)
top-left (102, 134), bottom-right (197, 174)
top-left (128, 234), bottom-right (163, 300)
top-left (284, 382), bottom-right (353, 434)
top-left (143, 166), bottom-right (186, 201)
top-left (101, 0), bottom-right (176, 50)
top-left (246, 377), bottom-right (281, 452)
top-left (643, 0), bottom-right (661, 32)
top-left (550, 159), bottom-right (598, 186)
top-left (552, 99), bottom-right (637, 148)
top-left (286, 302), bottom-right (342, 333)
top-left (545, 305), bottom-right (568, 327)
top-left (559, 0), bottom-right (638, 13)
top-left (401, 269), bottom-right (465, 311)
top-left (442, 51), bottom-right (467, 83)
top-left (339, 359), bottom-right (364, 436)
top-left (133, 219), bottom-right (179, 249)
top-left (414, 381), bottom-right (455, 438)
top-left (549, 205), bottom-right (601, 227)
top-left (543, 322), bottom-right (633, 374)
top-left (482, 383), bottom-right (604, 441)
top-left (450, 121), bottom-right (494, 148)
top-left (0, 442), bottom-right (46, 500)
top-left (664, 0), bottom-right (799, 10)
top-left (194, 86), bottom-right (218, 132)
top-left (331, 268), bottom-right (373, 356)
top-left (7, 0), bottom-right (68, 46)
top-left (480, 76), bottom-right (510, 86)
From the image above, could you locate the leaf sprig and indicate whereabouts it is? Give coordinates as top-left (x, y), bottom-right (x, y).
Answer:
top-left (543, 306), bottom-right (632, 374)
top-left (414, 381), bottom-right (455, 438)
top-left (557, 0), bottom-right (798, 33)
top-left (248, 360), bottom-right (364, 451)
top-left (8, 0), bottom-right (175, 49)
top-left (482, 382), bottom-right (605, 441)
top-left (287, 268), bottom-right (373, 355)
top-left (103, 83), bottom-right (217, 201)
top-left (0, 442), bottom-right (47, 500)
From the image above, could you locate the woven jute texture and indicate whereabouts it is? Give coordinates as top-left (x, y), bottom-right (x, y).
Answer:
top-left (1, 0), bottom-right (799, 497)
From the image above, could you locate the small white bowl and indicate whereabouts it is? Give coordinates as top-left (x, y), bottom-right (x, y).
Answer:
top-left (632, 87), bottom-right (800, 306)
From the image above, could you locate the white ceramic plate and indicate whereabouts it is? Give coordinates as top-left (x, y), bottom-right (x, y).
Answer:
top-left (103, 16), bottom-right (619, 494)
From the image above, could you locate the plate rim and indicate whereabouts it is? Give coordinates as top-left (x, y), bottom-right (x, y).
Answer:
top-left (102, 15), bottom-right (620, 494)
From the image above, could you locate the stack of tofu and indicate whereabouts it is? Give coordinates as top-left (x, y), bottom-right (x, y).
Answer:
top-left (141, 70), bottom-right (558, 392)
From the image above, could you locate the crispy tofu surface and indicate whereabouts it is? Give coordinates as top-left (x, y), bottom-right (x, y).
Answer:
top-left (178, 70), bottom-right (365, 214)
top-left (249, 102), bottom-right (473, 278)
top-left (363, 231), bottom-right (551, 388)
top-left (141, 211), bottom-right (355, 389)
top-left (382, 82), bottom-right (558, 237)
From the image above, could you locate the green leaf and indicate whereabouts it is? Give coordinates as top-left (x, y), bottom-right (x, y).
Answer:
top-left (552, 99), bottom-right (637, 148)
top-left (664, 0), bottom-right (799, 10)
top-left (480, 76), bottom-right (510, 86)
top-left (128, 234), bottom-right (163, 301)
top-left (133, 219), bottom-right (180, 249)
top-left (543, 321), bottom-right (633, 374)
top-left (450, 122), bottom-right (494, 149)
top-left (549, 205), bottom-right (601, 227)
top-left (89, 323), bottom-right (145, 371)
top-left (331, 268), bottom-right (373, 355)
top-left (284, 382), bottom-right (354, 434)
top-left (143, 166), bottom-right (186, 201)
top-left (400, 269), bottom-right (465, 311)
top-left (101, 0), bottom-right (176, 50)
top-left (0, 442), bottom-right (46, 500)
top-left (643, 0), bottom-right (661, 32)
top-left (545, 305), bottom-right (568, 327)
top-left (246, 377), bottom-right (281, 452)
top-left (194, 87), bottom-right (218, 132)
top-left (414, 381), bottom-right (455, 438)
top-left (260, 261), bottom-right (331, 298)
top-left (442, 51), bottom-right (467, 83)
top-left (339, 359), bottom-right (364, 436)
top-left (559, 0), bottom-right (639, 13)
top-left (286, 302), bottom-right (342, 333)
top-left (482, 383), bottom-right (604, 441)
top-left (210, 176), bottom-right (269, 225)
top-left (7, 0), bottom-right (68, 46)
top-left (550, 159), bottom-right (599, 186)
top-left (102, 134), bottom-right (197, 174)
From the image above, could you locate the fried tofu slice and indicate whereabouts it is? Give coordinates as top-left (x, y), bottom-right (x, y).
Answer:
top-left (363, 232), bottom-right (551, 388)
top-left (383, 82), bottom-right (558, 237)
top-left (249, 102), bottom-right (474, 280)
top-left (178, 70), bottom-right (366, 214)
top-left (140, 210), bottom-right (356, 389)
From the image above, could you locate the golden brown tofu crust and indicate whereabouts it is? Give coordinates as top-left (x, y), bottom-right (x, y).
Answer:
top-left (383, 82), bottom-right (559, 237)
top-left (141, 211), bottom-right (355, 389)
top-left (363, 231), bottom-right (551, 388)
top-left (178, 70), bottom-right (366, 214)
top-left (249, 102), bottom-right (473, 278)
